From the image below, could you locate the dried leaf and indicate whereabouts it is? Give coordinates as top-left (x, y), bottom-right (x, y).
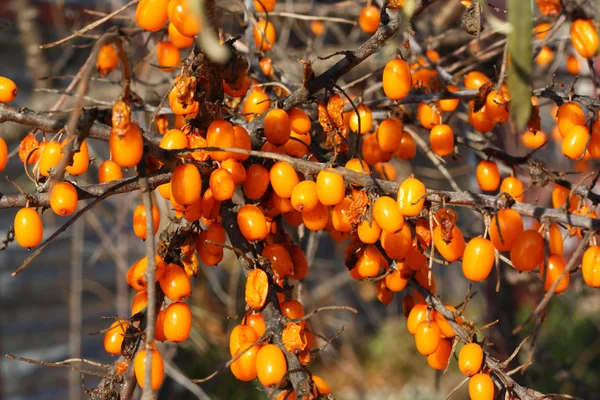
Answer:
top-left (386, 0), bottom-right (405, 9)
top-left (415, 218), bottom-right (432, 249)
top-left (327, 94), bottom-right (345, 128)
top-left (472, 81), bottom-right (494, 113)
top-left (318, 101), bottom-right (334, 133)
top-left (300, 59), bottom-right (315, 86)
top-left (348, 191), bottom-right (369, 226)
top-left (435, 208), bottom-right (457, 244)
top-left (155, 114), bottom-right (169, 135)
top-left (187, 132), bottom-right (209, 162)
top-left (112, 100), bottom-right (131, 133)
top-left (527, 106), bottom-right (541, 133)
top-left (182, 253), bottom-right (199, 277)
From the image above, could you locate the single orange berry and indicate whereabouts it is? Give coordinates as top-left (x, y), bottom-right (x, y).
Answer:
top-left (288, 107), bottom-right (311, 135)
top-left (476, 160), bottom-right (500, 191)
top-left (439, 85), bottom-right (460, 112)
top-left (110, 123), bottom-right (144, 168)
top-left (18, 134), bottom-right (41, 165)
top-left (171, 163), bottom-right (202, 205)
top-left (50, 181), bottom-right (78, 217)
top-left (246, 268), bottom-right (269, 309)
top-left (468, 373), bottom-right (494, 400)
top-left (433, 224), bottom-right (466, 262)
top-left (132, 203), bottom-right (160, 240)
top-left (96, 45), bottom-right (118, 77)
top-left (561, 125), bottom-right (589, 160)
top-left (500, 176), bottom-right (524, 202)
top-left (243, 88), bottom-right (271, 120)
top-left (134, 348), bottom-right (164, 390)
top-left (14, 208), bottom-right (43, 248)
top-left (169, 0), bottom-right (201, 37)
top-left (131, 291), bottom-right (148, 315)
top-left (376, 118), bottom-right (403, 153)
top-left (163, 301), bottom-right (192, 343)
top-left (349, 104), bottom-right (373, 134)
top-left (417, 103), bottom-right (442, 129)
top-left (64, 140), bottom-right (89, 175)
top-left (159, 264), bottom-right (192, 302)
top-left (539, 254), bottom-right (570, 293)
top-left (210, 168), bottom-right (235, 201)
top-left (230, 341), bottom-right (260, 381)
top-left (381, 224), bottom-right (412, 260)
top-left (459, 343), bottom-right (484, 376)
top-left (206, 120), bottom-right (235, 161)
top-left (238, 205), bottom-right (268, 242)
top-left (430, 124), bottom-right (454, 157)
top-left (464, 71), bottom-right (489, 90)
top-left (490, 209), bottom-right (524, 252)
top-left (104, 320), bottom-right (128, 355)
top-left (582, 246), bottom-right (600, 288)
top-left (396, 130), bottom-right (417, 160)
top-left (270, 161), bottom-right (299, 199)
top-left (302, 201), bottom-right (329, 231)
top-left (415, 320), bottom-right (441, 355)
top-left (136, 0), bottom-right (169, 32)
top-left (373, 195), bottom-right (405, 233)
top-left (316, 169), bottom-right (345, 205)
top-left (462, 237), bottom-right (495, 281)
top-left (382, 59), bottom-right (411, 100)
top-left (168, 21), bottom-right (194, 48)
top-left (485, 89), bottom-right (510, 124)
top-left (357, 219), bottom-right (382, 244)
top-left (398, 176), bottom-right (426, 217)
top-left (285, 130), bottom-right (311, 158)
top-left (245, 312), bottom-right (267, 337)
top-left (0, 138), bottom-right (6, 172)
top-left (243, 164), bottom-right (270, 200)
top-left (510, 229), bottom-right (545, 272)
top-left (358, 5), bottom-right (380, 34)
top-left (262, 243), bottom-right (294, 279)
top-left (39, 141), bottom-right (63, 177)
top-left (264, 108), bottom-right (291, 145)
top-left (469, 105), bottom-right (496, 133)
top-left (291, 180), bottom-right (319, 212)
top-left (521, 129), bottom-right (548, 149)
top-left (256, 344), bottom-right (288, 386)
top-left (156, 41), bottom-right (180, 72)
top-left (427, 338), bottom-right (452, 370)
top-left (254, 0), bottom-right (276, 12)
top-left (570, 19), bottom-right (599, 59)
top-left (254, 19), bottom-right (276, 51)
top-left (0, 76), bottom-right (18, 102)
top-left (565, 54), bottom-right (580, 75)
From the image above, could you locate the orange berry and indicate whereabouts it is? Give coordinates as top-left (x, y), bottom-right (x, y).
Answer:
top-left (357, 219), bottom-right (382, 244)
top-left (485, 89), bottom-right (510, 124)
top-left (349, 104), bottom-right (373, 134)
top-left (224, 75), bottom-right (251, 98)
top-left (160, 128), bottom-right (188, 150)
top-left (132, 203), bottom-right (159, 240)
top-left (434, 305), bottom-right (461, 338)
top-left (99, 160), bottom-right (123, 183)
top-left (490, 209), bottom-right (524, 252)
top-left (539, 254), bottom-right (570, 293)
top-left (396, 130), bottom-right (417, 160)
top-left (0, 76), bottom-right (18, 102)
top-left (238, 205), bottom-right (268, 242)
top-left (288, 107), bottom-right (311, 135)
top-left (290, 180), bottom-right (318, 212)
top-left (427, 338), bottom-right (452, 370)
top-left (0, 138), bottom-right (6, 172)
top-left (280, 300), bottom-right (305, 319)
top-left (171, 163), bottom-right (202, 205)
top-left (39, 141), bottom-right (63, 177)
top-left (430, 124), bottom-right (455, 157)
top-left (256, 344), bottom-right (287, 386)
top-left (382, 59), bottom-right (411, 100)
top-left (462, 237), bottom-right (495, 281)
top-left (65, 140), bottom-right (89, 175)
top-left (557, 102), bottom-right (585, 138)
top-left (345, 158), bottom-right (371, 175)
top-left (312, 376), bottom-right (332, 395)
top-left (232, 125), bottom-right (252, 161)
top-left (96, 44), bottom-right (118, 77)
top-left (407, 303), bottom-right (430, 334)
top-left (469, 105), bottom-right (496, 133)
top-left (131, 291), bottom-right (148, 315)
top-left (136, 0), bottom-right (169, 32)
top-left (500, 176), bottom-right (524, 202)
top-left (243, 164), bottom-right (270, 200)
top-left (168, 21), bottom-right (194, 48)
top-left (316, 169), bottom-right (345, 205)
top-left (302, 202), bottom-right (329, 231)
top-left (358, 5), bottom-right (380, 34)
top-left (381, 225), bottom-right (412, 260)
top-left (209, 168), bottom-right (235, 201)
top-left (566, 54), bottom-right (580, 75)
top-left (254, 19), bottom-right (276, 51)
top-left (169, 0), bottom-right (201, 37)
top-left (384, 265), bottom-right (409, 292)
top-left (159, 264), bottom-right (191, 302)
top-left (288, 245), bottom-right (308, 280)
top-left (464, 71), bottom-right (489, 90)
top-left (417, 103), bottom-right (441, 129)
top-left (49, 181), bottom-right (78, 217)
top-left (262, 243), bottom-right (293, 279)
top-left (221, 158), bottom-right (246, 186)
top-left (331, 197), bottom-right (353, 233)
top-left (254, 0), bottom-right (276, 12)
top-left (415, 320), bottom-right (441, 355)
top-left (376, 118), bottom-right (403, 153)
top-left (285, 130), bottom-right (311, 158)
top-left (376, 279), bottom-right (393, 304)
top-left (398, 176), bottom-right (426, 217)
top-left (243, 88), bottom-right (271, 120)
top-left (245, 268), bottom-right (269, 309)
top-left (433, 224), bottom-right (466, 262)
top-left (373, 195), bottom-right (404, 234)
top-left (476, 160), bottom-right (500, 191)
top-left (469, 373), bottom-right (494, 400)
top-left (229, 324), bottom-right (259, 356)
top-left (270, 161), bottom-right (299, 199)
top-left (156, 41), bottom-right (180, 72)
top-left (510, 229), bottom-right (545, 272)
top-left (590, 118), bottom-right (600, 157)
top-left (14, 208), bottom-right (43, 248)
top-left (310, 20), bottom-right (325, 36)
top-left (570, 19), bottom-right (599, 59)
top-left (439, 85), bottom-right (460, 112)
top-left (245, 312), bottom-right (267, 337)
top-left (561, 125), bottom-right (589, 160)
top-left (582, 246), bottom-right (600, 288)
top-left (134, 349), bottom-right (164, 390)
top-left (128, 256), bottom-right (166, 291)
top-left (110, 123), bottom-right (144, 168)
top-left (163, 301), bottom-right (192, 342)
top-left (206, 120), bottom-right (235, 161)
top-left (231, 341), bottom-right (260, 381)
top-left (104, 320), bottom-right (128, 355)
top-left (264, 108), bottom-right (291, 145)
top-left (459, 343), bottom-right (484, 376)
top-left (521, 129), bottom-right (548, 149)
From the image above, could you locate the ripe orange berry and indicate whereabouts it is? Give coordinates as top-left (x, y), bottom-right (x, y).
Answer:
top-left (245, 312), bottom-right (267, 337)
top-left (169, 0), bottom-right (201, 37)
top-left (280, 300), bottom-right (305, 319)
top-left (243, 164), bottom-right (270, 200)
top-left (427, 338), bottom-right (452, 370)
top-left (357, 219), bottom-right (382, 244)
top-left (221, 158), bottom-right (246, 186)
top-left (104, 320), bottom-right (128, 355)
top-left (430, 124), bottom-right (454, 157)
top-left (206, 120), bottom-right (235, 161)
top-left (270, 161), bottom-right (299, 199)
top-left (254, 0), bottom-right (276, 12)
top-left (290, 180), bottom-right (319, 212)
top-left (398, 176), bottom-right (426, 217)
top-left (134, 348), bottom-right (164, 390)
top-left (433, 224), bottom-right (466, 262)
top-left (243, 88), bottom-right (271, 121)
top-left (171, 163), bottom-right (202, 205)
top-left (562, 125), bottom-right (589, 160)
top-left (511, 229), bottom-right (545, 272)
top-left (521, 129), bottom-right (548, 149)
top-left (209, 168), bottom-right (235, 201)
top-left (434, 305), bottom-right (461, 338)
top-left (414, 320), bottom-right (441, 355)
top-left (0, 138), bottom-right (7, 172)
top-left (262, 243), bottom-right (294, 279)
top-left (469, 373), bottom-right (494, 400)
top-left (382, 59), bottom-right (411, 100)
top-left (160, 128), bottom-right (188, 150)
top-left (14, 208), bottom-right (43, 248)
top-left (500, 176), bottom-right (524, 202)
top-left (232, 125), bottom-right (252, 161)
top-left (536, 46), bottom-right (554, 66)
top-left (376, 118), bottom-right (402, 152)
top-left (65, 140), bottom-right (89, 175)
top-left (110, 123), bottom-right (144, 168)
top-left (417, 103), bottom-right (441, 129)
top-left (462, 237), bottom-right (495, 282)
top-left (132, 203), bottom-right (160, 240)
top-left (438, 85), bottom-right (460, 112)
top-left (285, 130), bottom-right (311, 158)
top-left (469, 105), bottom-right (496, 133)
top-left (163, 302), bottom-right (192, 343)
top-left (18, 134), bottom-right (41, 165)
top-left (376, 279), bottom-right (393, 304)
top-left (381, 225), bottom-right (412, 260)
top-left (458, 343), bottom-right (484, 376)
top-left (256, 344), bottom-right (287, 386)
top-left (312, 376), bottom-right (332, 395)
top-left (373, 195), bottom-right (404, 234)
top-left (407, 303), bottom-right (430, 334)
top-left (231, 341), bottom-right (260, 381)
top-left (396, 131), bottom-right (417, 160)
top-left (570, 19), bottom-right (599, 59)
top-left (557, 102), bottom-right (585, 138)
top-left (345, 158), bottom-right (371, 175)
top-left (358, 5), bottom-right (380, 34)
top-left (582, 246), bottom-right (600, 288)
top-left (39, 141), bottom-right (63, 177)
top-left (310, 20), bottom-right (325, 36)
top-left (566, 54), bottom-right (580, 75)
top-left (476, 160), bottom-right (500, 191)
top-left (316, 169), bottom-right (345, 206)
top-left (288, 107), bottom-right (311, 134)
top-left (156, 41), bottom-right (180, 72)
top-left (254, 19), bottom-right (276, 51)
top-left (238, 204), bottom-right (268, 242)
top-left (159, 264), bottom-right (191, 302)
top-left (136, 0), bottom-right (169, 32)
top-left (96, 44), bottom-right (118, 77)
top-left (230, 324), bottom-right (259, 356)
top-left (131, 291), bottom-right (148, 315)
top-left (50, 181), bottom-right (78, 217)
top-left (168, 22), bottom-right (194, 48)
top-left (128, 256), bottom-right (166, 291)
top-left (590, 118), bottom-right (600, 157)
top-left (464, 71), bottom-right (489, 90)
top-left (349, 104), bottom-right (373, 134)
top-left (539, 254), bottom-right (570, 293)
top-left (0, 76), bottom-right (18, 102)
top-left (490, 209), bottom-right (524, 251)
top-left (330, 197), bottom-right (353, 233)
top-left (485, 89), bottom-right (510, 124)
top-left (360, 134), bottom-right (390, 165)
top-left (302, 201), bottom-right (329, 231)
top-left (264, 108), bottom-right (291, 145)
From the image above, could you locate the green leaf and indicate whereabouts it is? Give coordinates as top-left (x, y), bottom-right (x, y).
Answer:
top-left (507, 0), bottom-right (532, 130)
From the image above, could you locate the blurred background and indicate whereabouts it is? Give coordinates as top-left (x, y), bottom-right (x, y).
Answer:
top-left (0, 0), bottom-right (599, 399)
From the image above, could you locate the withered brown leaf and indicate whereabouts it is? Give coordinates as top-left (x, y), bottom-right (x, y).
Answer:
top-left (327, 94), bottom-right (345, 128)
top-left (435, 208), bottom-right (457, 244)
top-left (472, 81), bottom-right (494, 113)
top-left (348, 190), bottom-right (369, 226)
top-left (318, 101), bottom-right (334, 133)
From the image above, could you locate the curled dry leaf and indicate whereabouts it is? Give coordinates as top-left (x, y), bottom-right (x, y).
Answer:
top-left (472, 81), bottom-right (494, 113)
top-left (187, 132), bottom-right (209, 162)
top-left (182, 253), bottom-right (200, 277)
top-left (415, 217), bottom-right (432, 249)
top-left (180, 232), bottom-right (199, 258)
top-left (155, 114), bottom-right (169, 135)
top-left (386, 0), bottom-right (405, 9)
top-left (112, 100), bottom-right (131, 133)
top-left (435, 208), bottom-right (457, 244)
top-left (327, 94), bottom-right (345, 128)
top-left (348, 190), bottom-right (369, 226)
top-left (245, 268), bottom-right (269, 309)
top-left (318, 101), bottom-right (334, 133)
